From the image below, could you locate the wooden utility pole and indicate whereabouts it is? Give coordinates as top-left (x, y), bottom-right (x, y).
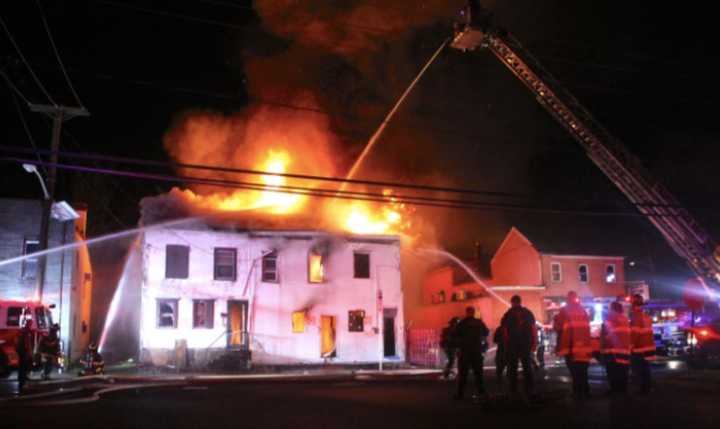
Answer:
top-left (29, 103), bottom-right (89, 301)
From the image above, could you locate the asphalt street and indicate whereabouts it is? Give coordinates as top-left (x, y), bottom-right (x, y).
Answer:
top-left (2, 361), bottom-right (719, 429)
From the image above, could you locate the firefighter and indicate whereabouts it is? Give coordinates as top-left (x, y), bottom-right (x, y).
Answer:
top-left (601, 301), bottom-right (631, 394)
top-left (555, 291), bottom-right (592, 399)
top-left (454, 306), bottom-right (489, 400)
top-left (39, 323), bottom-right (61, 380)
top-left (500, 295), bottom-right (537, 397)
top-left (79, 343), bottom-right (105, 376)
top-left (440, 317), bottom-right (460, 379)
top-left (16, 318), bottom-right (34, 393)
top-left (630, 294), bottom-right (655, 394)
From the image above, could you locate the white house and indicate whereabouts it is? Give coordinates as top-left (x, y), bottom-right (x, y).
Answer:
top-left (138, 225), bottom-right (404, 367)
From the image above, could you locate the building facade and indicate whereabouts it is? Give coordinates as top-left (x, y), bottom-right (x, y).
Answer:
top-left (138, 226), bottom-right (404, 367)
top-left (0, 198), bottom-right (92, 360)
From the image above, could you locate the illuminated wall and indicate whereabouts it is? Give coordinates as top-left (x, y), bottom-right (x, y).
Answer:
top-left (138, 228), bottom-right (404, 366)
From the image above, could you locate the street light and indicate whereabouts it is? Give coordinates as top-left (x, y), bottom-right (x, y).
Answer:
top-left (22, 163), bottom-right (50, 200)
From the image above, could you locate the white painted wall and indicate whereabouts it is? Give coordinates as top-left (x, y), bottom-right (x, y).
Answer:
top-left (139, 228), bottom-right (404, 365)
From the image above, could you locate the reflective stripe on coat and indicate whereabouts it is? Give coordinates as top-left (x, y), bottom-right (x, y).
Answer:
top-left (630, 309), bottom-right (656, 361)
top-left (556, 303), bottom-right (592, 362)
top-left (601, 312), bottom-right (631, 365)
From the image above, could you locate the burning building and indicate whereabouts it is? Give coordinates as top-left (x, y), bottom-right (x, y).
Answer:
top-left (133, 223), bottom-right (403, 367)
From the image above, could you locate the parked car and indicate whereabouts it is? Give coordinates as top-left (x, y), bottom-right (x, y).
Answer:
top-left (685, 320), bottom-right (720, 368)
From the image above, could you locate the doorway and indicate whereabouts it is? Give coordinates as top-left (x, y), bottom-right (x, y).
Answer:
top-left (227, 300), bottom-right (248, 349)
top-left (320, 315), bottom-right (336, 358)
top-left (383, 308), bottom-right (397, 357)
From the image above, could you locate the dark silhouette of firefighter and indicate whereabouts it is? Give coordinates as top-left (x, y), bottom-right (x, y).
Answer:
top-left (79, 342), bottom-right (105, 376)
top-left (601, 301), bottom-right (631, 394)
top-left (440, 317), bottom-right (460, 379)
top-left (454, 306), bottom-right (489, 400)
top-left (499, 295), bottom-right (537, 396)
top-left (16, 318), bottom-right (34, 393)
top-left (555, 291), bottom-right (592, 399)
top-left (630, 294), bottom-right (656, 393)
top-left (38, 323), bottom-right (61, 380)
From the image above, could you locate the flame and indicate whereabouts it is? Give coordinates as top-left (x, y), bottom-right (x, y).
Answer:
top-left (337, 190), bottom-right (411, 235)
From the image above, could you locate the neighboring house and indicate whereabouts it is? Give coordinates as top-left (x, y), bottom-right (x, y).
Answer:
top-left (0, 198), bottom-right (92, 361)
top-left (136, 224), bottom-right (404, 367)
top-left (416, 227), bottom-right (629, 331)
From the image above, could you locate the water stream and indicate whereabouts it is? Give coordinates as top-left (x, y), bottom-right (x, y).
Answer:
top-left (415, 247), bottom-right (511, 308)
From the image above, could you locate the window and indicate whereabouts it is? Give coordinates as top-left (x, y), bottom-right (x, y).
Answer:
top-left (353, 252), bottom-right (370, 279)
top-left (578, 264), bottom-right (589, 283)
top-left (157, 299), bottom-right (178, 328)
top-left (292, 311), bottom-right (305, 333)
top-left (261, 251), bottom-right (278, 283)
top-left (214, 248), bottom-right (237, 281)
top-left (6, 307), bottom-right (22, 327)
top-left (193, 300), bottom-right (214, 329)
top-left (165, 245), bottom-right (189, 279)
top-left (605, 264), bottom-right (616, 283)
top-left (438, 290), bottom-right (446, 303)
top-left (348, 310), bottom-right (365, 332)
top-left (308, 250), bottom-right (325, 283)
top-left (551, 262), bottom-right (562, 283)
top-left (22, 239), bottom-right (40, 280)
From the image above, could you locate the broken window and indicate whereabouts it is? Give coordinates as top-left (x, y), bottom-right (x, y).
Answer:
top-left (308, 250), bottom-right (325, 283)
top-left (22, 239), bottom-right (40, 280)
top-left (214, 248), bottom-right (237, 281)
top-left (353, 252), bottom-right (370, 279)
top-left (165, 245), bottom-right (189, 279)
top-left (348, 310), bottom-right (365, 332)
top-left (6, 307), bottom-right (22, 327)
top-left (551, 262), bottom-right (562, 283)
top-left (578, 264), bottom-right (589, 283)
top-left (605, 264), bottom-right (616, 283)
top-left (292, 311), bottom-right (305, 333)
top-left (157, 299), bottom-right (178, 328)
top-left (261, 251), bottom-right (279, 283)
top-left (193, 300), bottom-right (214, 329)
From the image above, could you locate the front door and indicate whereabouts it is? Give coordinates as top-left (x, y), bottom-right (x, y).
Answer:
top-left (320, 315), bottom-right (336, 358)
top-left (227, 300), bottom-right (248, 349)
top-left (383, 308), bottom-right (396, 357)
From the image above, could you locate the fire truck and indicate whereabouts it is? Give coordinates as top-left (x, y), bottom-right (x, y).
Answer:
top-left (450, 4), bottom-right (720, 295)
top-left (0, 300), bottom-right (57, 377)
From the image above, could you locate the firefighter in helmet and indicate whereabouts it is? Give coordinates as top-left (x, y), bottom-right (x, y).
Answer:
top-left (555, 291), bottom-right (592, 399)
top-left (79, 342), bottom-right (104, 376)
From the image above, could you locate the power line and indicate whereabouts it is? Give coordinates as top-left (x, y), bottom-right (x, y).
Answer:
top-left (0, 68), bottom-right (33, 106)
top-left (0, 14), bottom-right (57, 106)
top-left (0, 156), bottom-right (696, 218)
top-left (10, 92), bottom-right (46, 175)
top-left (34, 0), bottom-right (85, 108)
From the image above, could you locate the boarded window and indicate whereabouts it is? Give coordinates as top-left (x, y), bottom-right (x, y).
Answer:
top-left (353, 252), bottom-right (370, 279)
top-left (292, 311), bottom-right (305, 333)
top-left (214, 248), bottom-right (237, 281)
top-left (262, 251), bottom-right (278, 282)
top-left (6, 307), bottom-right (22, 327)
top-left (578, 264), bottom-right (589, 283)
top-left (348, 310), bottom-right (365, 332)
top-left (193, 300), bottom-right (214, 329)
top-left (157, 299), bottom-right (178, 328)
top-left (551, 262), bottom-right (562, 283)
top-left (22, 239), bottom-right (40, 280)
top-left (165, 245), bottom-right (189, 279)
top-left (606, 264), bottom-right (616, 283)
top-left (308, 250), bottom-right (325, 283)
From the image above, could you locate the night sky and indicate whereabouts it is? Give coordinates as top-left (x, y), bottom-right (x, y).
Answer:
top-left (2, 1), bottom-right (720, 300)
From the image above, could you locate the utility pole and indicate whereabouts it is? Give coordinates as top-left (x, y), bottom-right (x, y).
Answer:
top-left (29, 103), bottom-right (89, 301)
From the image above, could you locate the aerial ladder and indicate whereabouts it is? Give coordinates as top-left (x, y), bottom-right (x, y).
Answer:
top-left (450, 6), bottom-right (720, 292)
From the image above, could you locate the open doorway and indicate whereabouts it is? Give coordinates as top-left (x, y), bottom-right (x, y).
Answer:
top-left (227, 300), bottom-right (248, 349)
top-left (383, 308), bottom-right (397, 357)
top-left (320, 315), bottom-right (336, 358)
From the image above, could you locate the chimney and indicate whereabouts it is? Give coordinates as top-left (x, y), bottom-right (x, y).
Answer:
top-left (474, 241), bottom-right (491, 278)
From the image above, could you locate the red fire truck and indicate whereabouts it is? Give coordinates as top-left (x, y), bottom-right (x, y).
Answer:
top-left (0, 300), bottom-right (56, 377)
